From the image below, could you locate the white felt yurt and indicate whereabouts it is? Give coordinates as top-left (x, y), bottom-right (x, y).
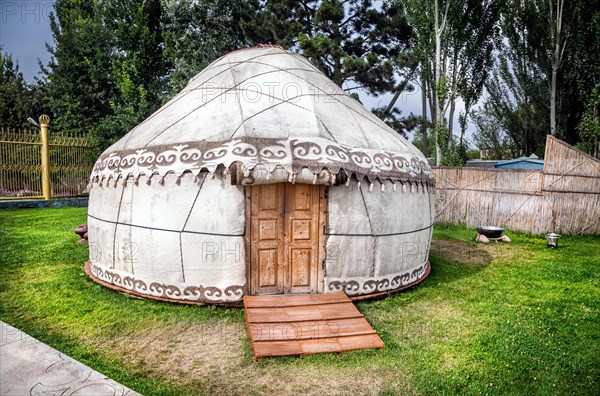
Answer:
top-left (85, 46), bottom-right (435, 305)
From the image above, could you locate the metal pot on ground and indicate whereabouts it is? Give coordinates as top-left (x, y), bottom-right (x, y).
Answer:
top-left (546, 233), bottom-right (560, 248)
top-left (476, 226), bottom-right (505, 239)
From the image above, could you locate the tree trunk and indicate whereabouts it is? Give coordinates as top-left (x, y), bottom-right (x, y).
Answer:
top-left (421, 74), bottom-right (428, 157)
top-left (333, 22), bottom-right (342, 86)
top-left (434, 0), bottom-right (442, 165)
top-left (447, 50), bottom-right (459, 148)
top-left (448, 98), bottom-right (456, 148)
top-left (385, 63), bottom-right (418, 116)
top-left (434, 0), bottom-right (450, 165)
top-left (550, 65), bottom-right (557, 136)
top-left (430, 81), bottom-right (440, 164)
top-left (550, 0), bottom-right (565, 137)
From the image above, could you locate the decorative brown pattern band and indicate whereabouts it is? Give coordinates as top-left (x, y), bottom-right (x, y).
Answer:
top-left (87, 261), bottom-right (245, 304)
top-left (326, 261), bottom-right (430, 296)
top-left (85, 261), bottom-right (429, 305)
top-left (90, 137), bottom-right (434, 185)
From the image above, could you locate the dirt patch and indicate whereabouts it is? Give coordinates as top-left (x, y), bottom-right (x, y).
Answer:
top-left (105, 321), bottom-right (246, 378)
top-left (430, 239), bottom-right (493, 265)
top-left (97, 321), bottom-right (415, 395)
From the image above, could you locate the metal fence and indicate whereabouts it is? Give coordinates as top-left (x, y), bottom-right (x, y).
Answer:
top-left (0, 116), bottom-right (94, 200)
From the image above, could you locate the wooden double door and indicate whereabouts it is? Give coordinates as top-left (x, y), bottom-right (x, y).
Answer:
top-left (247, 183), bottom-right (326, 295)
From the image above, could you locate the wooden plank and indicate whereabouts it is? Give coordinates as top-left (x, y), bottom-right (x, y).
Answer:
top-left (245, 294), bottom-right (317, 307)
top-left (317, 303), bottom-right (364, 319)
top-left (299, 338), bottom-right (343, 355)
top-left (247, 318), bottom-right (377, 341)
top-left (244, 292), bottom-right (384, 359)
top-left (253, 338), bottom-right (341, 357)
top-left (338, 334), bottom-right (385, 351)
top-left (246, 303), bottom-right (363, 323)
top-left (244, 291), bottom-right (348, 308)
top-left (252, 340), bottom-right (305, 357)
top-left (252, 335), bottom-right (384, 358)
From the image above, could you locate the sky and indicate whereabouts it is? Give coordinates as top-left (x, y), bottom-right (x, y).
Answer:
top-left (0, 0), bottom-right (475, 144)
top-left (0, 0), bottom-right (55, 81)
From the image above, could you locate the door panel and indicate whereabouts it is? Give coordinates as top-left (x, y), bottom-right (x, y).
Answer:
top-left (258, 219), bottom-right (278, 240)
top-left (250, 184), bottom-right (284, 295)
top-left (290, 248), bottom-right (312, 287)
top-left (248, 183), bottom-right (324, 295)
top-left (258, 249), bottom-right (278, 287)
top-left (291, 219), bottom-right (311, 240)
top-left (286, 183), bottom-right (320, 293)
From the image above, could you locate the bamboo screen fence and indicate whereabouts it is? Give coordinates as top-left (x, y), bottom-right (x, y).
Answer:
top-left (0, 126), bottom-right (94, 199)
top-left (433, 136), bottom-right (600, 235)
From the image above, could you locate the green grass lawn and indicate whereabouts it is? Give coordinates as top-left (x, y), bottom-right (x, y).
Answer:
top-left (1, 207), bottom-right (599, 395)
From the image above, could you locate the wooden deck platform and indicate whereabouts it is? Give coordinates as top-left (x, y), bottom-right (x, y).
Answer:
top-left (244, 292), bottom-right (384, 359)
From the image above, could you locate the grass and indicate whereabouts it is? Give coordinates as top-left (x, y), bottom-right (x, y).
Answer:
top-left (1, 208), bottom-right (599, 395)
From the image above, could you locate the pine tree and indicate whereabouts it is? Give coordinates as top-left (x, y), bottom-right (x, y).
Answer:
top-left (162, 0), bottom-right (263, 94)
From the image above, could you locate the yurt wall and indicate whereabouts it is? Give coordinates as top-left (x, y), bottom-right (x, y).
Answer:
top-left (88, 172), bottom-right (246, 303)
top-left (325, 179), bottom-right (435, 296)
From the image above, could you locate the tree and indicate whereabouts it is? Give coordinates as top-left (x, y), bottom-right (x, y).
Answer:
top-left (560, 0), bottom-right (600, 147)
top-left (0, 51), bottom-right (37, 128)
top-left (483, 52), bottom-right (549, 157)
top-left (255, 1), bottom-right (413, 95)
top-left (432, 0), bottom-right (450, 164)
top-left (294, 0), bottom-right (412, 95)
top-left (473, 102), bottom-right (518, 160)
top-left (256, 1), bottom-right (416, 138)
top-left (95, 0), bottom-right (167, 149)
top-left (476, 0), bottom-right (600, 156)
top-left (371, 107), bottom-right (419, 138)
top-left (401, 0), bottom-right (500, 165)
top-left (42, 0), bottom-right (166, 151)
top-left (161, 0), bottom-right (263, 94)
top-left (476, 0), bottom-right (553, 156)
top-left (42, 0), bottom-right (115, 133)
top-left (577, 87), bottom-right (600, 157)
top-left (454, 0), bottom-right (501, 150)
top-left (548, 0), bottom-right (567, 137)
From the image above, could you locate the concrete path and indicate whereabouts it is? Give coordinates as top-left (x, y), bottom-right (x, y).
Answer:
top-left (0, 321), bottom-right (141, 396)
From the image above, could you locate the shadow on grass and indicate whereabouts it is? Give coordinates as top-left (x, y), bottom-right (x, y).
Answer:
top-left (426, 237), bottom-right (493, 288)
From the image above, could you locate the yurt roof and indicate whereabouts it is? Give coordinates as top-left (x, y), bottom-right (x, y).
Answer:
top-left (90, 46), bottom-right (433, 186)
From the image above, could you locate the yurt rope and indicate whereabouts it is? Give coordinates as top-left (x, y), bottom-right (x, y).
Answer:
top-left (87, 214), bottom-right (244, 237)
top-left (88, 214), bottom-right (434, 238)
top-left (178, 173), bottom-right (207, 282)
top-left (358, 186), bottom-right (377, 274)
top-left (325, 222), bottom-right (435, 237)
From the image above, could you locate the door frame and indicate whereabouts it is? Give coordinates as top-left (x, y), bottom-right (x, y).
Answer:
top-left (244, 183), bottom-right (327, 296)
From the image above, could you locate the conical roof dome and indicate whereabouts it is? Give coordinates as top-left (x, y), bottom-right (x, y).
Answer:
top-left (91, 46), bottom-right (433, 185)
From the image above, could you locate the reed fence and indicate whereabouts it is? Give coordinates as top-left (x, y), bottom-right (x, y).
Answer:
top-left (0, 115), bottom-right (94, 200)
top-left (433, 136), bottom-right (600, 235)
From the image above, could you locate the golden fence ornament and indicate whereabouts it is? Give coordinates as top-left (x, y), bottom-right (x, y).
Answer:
top-left (0, 115), bottom-right (94, 200)
top-left (39, 115), bottom-right (51, 199)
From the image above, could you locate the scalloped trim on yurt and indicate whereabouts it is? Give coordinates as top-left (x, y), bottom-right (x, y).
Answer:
top-left (89, 137), bottom-right (434, 191)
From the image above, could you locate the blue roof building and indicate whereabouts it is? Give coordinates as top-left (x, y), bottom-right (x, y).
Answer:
top-left (494, 155), bottom-right (544, 170)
